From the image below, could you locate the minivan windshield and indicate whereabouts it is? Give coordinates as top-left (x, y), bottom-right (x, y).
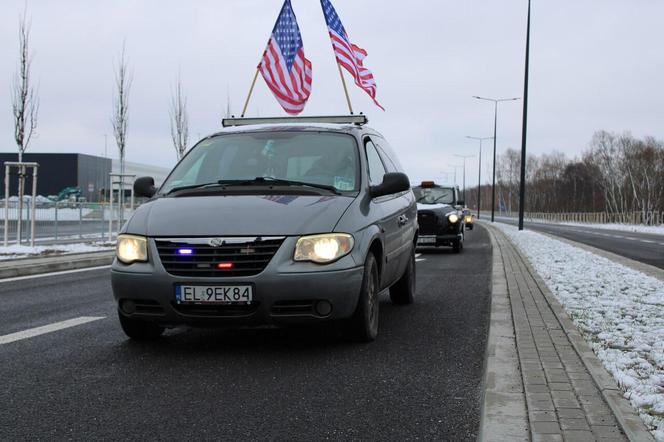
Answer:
top-left (160, 132), bottom-right (360, 195)
top-left (413, 187), bottom-right (454, 205)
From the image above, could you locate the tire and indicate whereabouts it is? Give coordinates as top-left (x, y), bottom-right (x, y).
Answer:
top-left (390, 245), bottom-right (415, 305)
top-left (453, 234), bottom-right (464, 253)
top-left (118, 311), bottom-right (164, 340)
top-left (346, 252), bottom-right (380, 342)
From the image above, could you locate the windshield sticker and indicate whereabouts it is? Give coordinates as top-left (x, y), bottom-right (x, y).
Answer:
top-left (200, 140), bottom-right (213, 147)
top-left (334, 176), bottom-right (354, 191)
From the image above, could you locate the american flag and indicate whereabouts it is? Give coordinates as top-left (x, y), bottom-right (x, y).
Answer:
top-left (258, 0), bottom-right (312, 115)
top-left (321, 0), bottom-right (384, 110)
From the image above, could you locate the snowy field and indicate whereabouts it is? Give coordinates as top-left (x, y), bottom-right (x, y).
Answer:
top-left (0, 243), bottom-right (114, 260)
top-left (496, 223), bottom-right (664, 440)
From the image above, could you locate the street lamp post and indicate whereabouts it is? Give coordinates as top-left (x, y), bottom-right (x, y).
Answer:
top-left (454, 154), bottom-right (474, 205)
top-left (518, 0), bottom-right (532, 231)
top-left (473, 96), bottom-right (520, 222)
top-left (466, 136), bottom-right (493, 219)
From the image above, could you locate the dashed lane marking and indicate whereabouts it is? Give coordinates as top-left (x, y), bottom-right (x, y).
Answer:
top-left (0, 316), bottom-right (106, 345)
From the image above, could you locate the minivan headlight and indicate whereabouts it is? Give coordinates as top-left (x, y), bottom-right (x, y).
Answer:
top-left (116, 234), bottom-right (148, 264)
top-left (448, 213), bottom-right (459, 223)
top-left (294, 233), bottom-right (354, 264)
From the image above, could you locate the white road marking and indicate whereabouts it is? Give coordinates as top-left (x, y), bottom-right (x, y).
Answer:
top-left (640, 240), bottom-right (655, 244)
top-left (415, 253), bottom-right (422, 258)
top-left (416, 258), bottom-right (426, 262)
top-left (0, 316), bottom-right (106, 345)
top-left (0, 265), bottom-right (110, 284)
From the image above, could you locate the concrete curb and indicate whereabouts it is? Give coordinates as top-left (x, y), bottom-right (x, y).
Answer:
top-left (488, 222), bottom-right (655, 442)
top-left (0, 251), bottom-right (114, 279)
top-left (478, 224), bottom-right (529, 442)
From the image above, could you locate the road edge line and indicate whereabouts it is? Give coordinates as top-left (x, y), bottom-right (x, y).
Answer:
top-left (0, 252), bottom-right (114, 280)
top-left (478, 223), bottom-right (529, 442)
top-left (494, 223), bottom-right (656, 442)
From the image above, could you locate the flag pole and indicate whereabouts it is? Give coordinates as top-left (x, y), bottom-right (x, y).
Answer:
top-left (241, 69), bottom-right (260, 117)
top-left (336, 63), bottom-right (354, 115)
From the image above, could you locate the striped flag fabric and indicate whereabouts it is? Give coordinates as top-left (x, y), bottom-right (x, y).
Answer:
top-left (258, 0), bottom-right (313, 115)
top-left (320, 0), bottom-right (384, 110)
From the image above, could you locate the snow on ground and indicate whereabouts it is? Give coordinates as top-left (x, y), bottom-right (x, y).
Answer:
top-left (560, 222), bottom-right (664, 236)
top-left (0, 242), bottom-right (114, 260)
top-left (495, 215), bottom-right (664, 236)
top-left (496, 223), bottom-right (664, 440)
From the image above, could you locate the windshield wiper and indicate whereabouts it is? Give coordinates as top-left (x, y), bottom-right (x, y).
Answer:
top-left (219, 177), bottom-right (342, 195)
top-left (165, 182), bottom-right (222, 195)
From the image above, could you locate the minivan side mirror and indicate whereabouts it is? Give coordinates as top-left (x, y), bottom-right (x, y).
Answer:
top-left (370, 172), bottom-right (410, 198)
top-left (134, 176), bottom-right (157, 198)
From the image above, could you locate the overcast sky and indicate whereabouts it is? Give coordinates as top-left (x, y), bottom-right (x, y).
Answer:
top-left (1, 0), bottom-right (663, 186)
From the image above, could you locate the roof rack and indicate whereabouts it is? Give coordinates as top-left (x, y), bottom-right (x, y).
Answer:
top-left (221, 114), bottom-right (368, 128)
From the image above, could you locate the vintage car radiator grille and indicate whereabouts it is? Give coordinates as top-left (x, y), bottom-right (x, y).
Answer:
top-left (417, 211), bottom-right (439, 235)
top-left (155, 237), bottom-right (284, 277)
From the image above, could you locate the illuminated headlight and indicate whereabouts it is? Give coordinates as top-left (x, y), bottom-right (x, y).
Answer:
top-left (116, 234), bottom-right (148, 264)
top-left (448, 213), bottom-right (459, 224)
top-left (294, 233), bottom-right (354, 264)
top-left (465, 216), bottom-right (473, 222)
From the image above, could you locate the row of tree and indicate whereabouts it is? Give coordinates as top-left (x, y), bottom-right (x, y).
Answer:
top-left (466, 131), bottom-right (664, 218)
top-left (10, 10), bottom-right (192, 169)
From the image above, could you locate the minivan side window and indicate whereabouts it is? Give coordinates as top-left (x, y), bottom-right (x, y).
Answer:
top-left (365, 140), bottom-right (387, 186)
top-left (373, 137), bottom-right (405, 173)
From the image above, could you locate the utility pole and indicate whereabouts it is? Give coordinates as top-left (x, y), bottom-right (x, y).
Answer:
top-left (454, 154), bottom-right (474, 204)
top-left (518, 0), bottom-right (532, 231)
top-left (466, 136), bottom-right (493, 218)
top-left (473, 96), bottom-right (520, 222)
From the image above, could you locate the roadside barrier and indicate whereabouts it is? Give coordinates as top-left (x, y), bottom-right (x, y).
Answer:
top-left (497, 210), bottom-right (663, 226)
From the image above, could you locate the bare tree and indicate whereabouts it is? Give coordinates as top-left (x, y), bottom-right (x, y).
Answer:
top-left (169, 74), bottom-right (189, 160)
top-left (111, 44), bottom-right (132, 225)
top-left (12, 9), bottom-right (39, 163)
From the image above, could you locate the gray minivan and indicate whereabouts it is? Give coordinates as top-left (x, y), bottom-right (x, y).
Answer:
top-left (111, 116), bottom-right (418, 342)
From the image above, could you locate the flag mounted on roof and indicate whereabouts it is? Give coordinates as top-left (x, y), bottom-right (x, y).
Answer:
top-left (244, 0), bottom-right (313, 116)
top-left (320, 0), bottom-right (384, 111)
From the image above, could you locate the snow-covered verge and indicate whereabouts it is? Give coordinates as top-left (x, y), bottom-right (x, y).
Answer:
top-left (495, 215), bottom-right (664, 236)
top-left (495, 223), bottom-right (664, 440)
top-left (0, 242), bottom-right (114, 261)
top-left (560, 222), bottom-right (664, 236)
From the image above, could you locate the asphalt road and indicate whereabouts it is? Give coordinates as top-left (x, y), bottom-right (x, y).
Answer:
top-left (495, 217), bottom-right (664, 270)
top-left (0, 227), bottom-right (492, 441)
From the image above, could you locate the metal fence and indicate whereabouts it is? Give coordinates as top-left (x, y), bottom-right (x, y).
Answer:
top-left (2, 200), bottom-right (135, 246)
top-left (498, 211), bottom-right (664, 226)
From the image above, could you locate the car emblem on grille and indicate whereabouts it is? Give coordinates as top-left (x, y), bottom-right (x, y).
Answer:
top-left (208, 238), bottom-right (225, 247)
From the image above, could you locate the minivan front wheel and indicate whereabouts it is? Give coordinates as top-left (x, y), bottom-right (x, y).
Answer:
top-left (118, 311), bottom-right (164, 340)
top-left (346, 252), bottom-right (379, 342)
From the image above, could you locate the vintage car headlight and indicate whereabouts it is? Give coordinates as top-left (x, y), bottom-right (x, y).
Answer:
top-left (294, 233), bottom-right (354, 264)
top-left (448, 213), bottom-right (459, 224)
top-left (116, 234), bottom-right (148, 264)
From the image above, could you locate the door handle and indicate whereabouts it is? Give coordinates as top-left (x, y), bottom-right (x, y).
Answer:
top-left (398, 214), bottom-right (408, 226)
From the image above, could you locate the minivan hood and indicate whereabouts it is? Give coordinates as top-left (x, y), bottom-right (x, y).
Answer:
top-left (125, 194), bottom-right (355, 237)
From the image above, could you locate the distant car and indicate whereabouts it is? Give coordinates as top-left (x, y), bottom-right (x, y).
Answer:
top-left (111, 115), bottom-right (418, 343)
top-left (462, 208), bottom-right (475, 230)
top-left (412, 181), bottom-right (465, 252)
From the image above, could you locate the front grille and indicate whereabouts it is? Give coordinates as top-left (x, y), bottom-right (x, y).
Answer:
top-left (155, 237), bottom-right (284, 278)
top-left (417, 211), bottom-right (439, 235)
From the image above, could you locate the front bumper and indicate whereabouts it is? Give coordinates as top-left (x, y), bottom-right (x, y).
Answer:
top-left (416, 233), bottom-right (462, 248)
top-left (111, 237), bottom-right (364, 327)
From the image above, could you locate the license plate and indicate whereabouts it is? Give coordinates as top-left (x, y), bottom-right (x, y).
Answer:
top-left (418, 236), bottom-right (436, 244)
top-left (175, 285), bottom-right (253, 304)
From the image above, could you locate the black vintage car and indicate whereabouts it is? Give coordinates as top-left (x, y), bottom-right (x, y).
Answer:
top-left (413, 181), bottom-right (465, 252)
